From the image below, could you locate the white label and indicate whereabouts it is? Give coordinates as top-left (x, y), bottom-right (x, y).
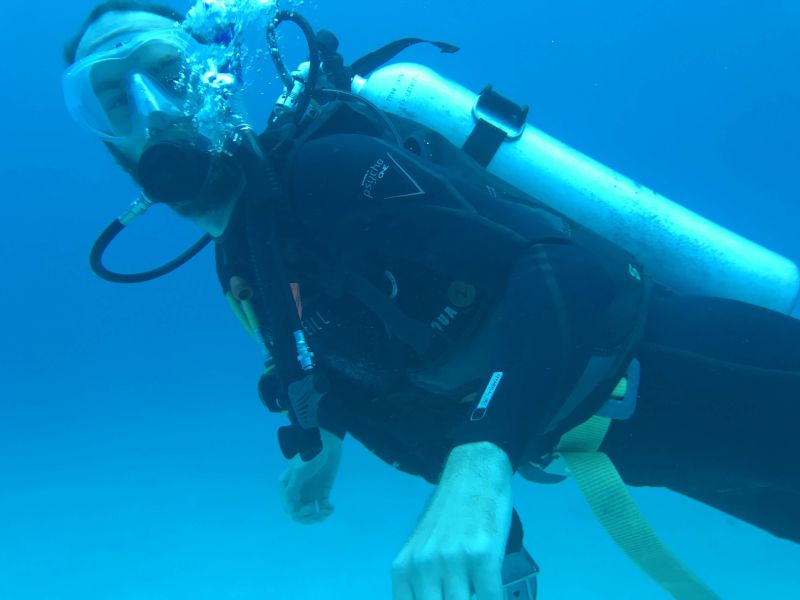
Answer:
top-left (471, 372), bottom-right (504, 421)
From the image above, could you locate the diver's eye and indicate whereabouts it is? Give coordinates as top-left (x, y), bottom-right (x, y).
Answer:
top-left (96, 83), bottom-right (130, 113)
top-left (149, 57), bottom-right (187, 93)
top-left (98, 90), bottom-right (133, 135)
top-left (106, 92), bottom-right (130, 110)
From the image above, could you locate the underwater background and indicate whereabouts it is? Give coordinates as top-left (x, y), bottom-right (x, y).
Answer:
top-left (2, 0), bottom-right (799, 597)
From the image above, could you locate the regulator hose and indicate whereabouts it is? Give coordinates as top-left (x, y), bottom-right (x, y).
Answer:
top-left (90, 205), bottom-right (212, 284)
top-left (266, 10), bottom-right (322, 124)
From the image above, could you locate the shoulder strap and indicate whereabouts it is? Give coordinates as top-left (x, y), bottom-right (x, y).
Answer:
top-left (349, 38), bottom-right (459, 78)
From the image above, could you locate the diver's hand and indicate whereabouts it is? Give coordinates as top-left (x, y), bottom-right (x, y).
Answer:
top-left (278, 428), bottom-right (343, 524)
top-left (392, 442), bottom-right (513, 600)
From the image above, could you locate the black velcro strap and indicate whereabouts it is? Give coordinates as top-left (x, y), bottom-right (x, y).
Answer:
top-left (318, 265), bottom-right (437, 357)
top-left (342, 269), bottom-right (437, 358)
top-left (462, 119), bottom-right (508, 168)
top-left (349, 37), bottom-right (460, 78)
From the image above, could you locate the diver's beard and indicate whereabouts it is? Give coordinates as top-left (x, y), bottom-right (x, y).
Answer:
top-left (168, 152), bottom-right (245, 226)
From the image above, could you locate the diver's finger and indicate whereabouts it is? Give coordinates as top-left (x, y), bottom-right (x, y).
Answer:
top-left (294, 500), bottom-right (333, 524)
top-left (442, 568), bottom-right (471, 600)
top-left (469, 558), bottom-right (503, 600)
top-left (391, 566), bottom-right (415, 600)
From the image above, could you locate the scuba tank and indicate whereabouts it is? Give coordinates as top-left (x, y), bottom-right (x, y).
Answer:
top-left (352, 63), bottom-right (800, 314)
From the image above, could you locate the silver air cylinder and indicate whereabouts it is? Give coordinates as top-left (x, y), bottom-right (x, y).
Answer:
top-left (353, 63), bottom-right (799, 314)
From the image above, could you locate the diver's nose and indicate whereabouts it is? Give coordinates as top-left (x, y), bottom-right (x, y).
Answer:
top-left (130, 73), bottom-right (184, 120)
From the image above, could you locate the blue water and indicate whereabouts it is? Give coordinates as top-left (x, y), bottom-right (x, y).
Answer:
top-left (2, 0), bottom-right (799, 598)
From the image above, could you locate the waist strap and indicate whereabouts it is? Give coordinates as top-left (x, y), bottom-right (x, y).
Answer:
top-left (557, 416), bottom-right (721, 599)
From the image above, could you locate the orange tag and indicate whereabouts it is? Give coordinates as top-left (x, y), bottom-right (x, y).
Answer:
top-left (290, 282), bottom-right (303, 319)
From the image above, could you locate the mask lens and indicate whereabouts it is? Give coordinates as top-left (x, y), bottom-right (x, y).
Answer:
top-left (63, 29), bottom-right (194, 140)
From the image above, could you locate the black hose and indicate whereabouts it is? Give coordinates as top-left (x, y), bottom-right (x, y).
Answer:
top-left (237, 130), bottom-right (303, 370)
top-left (318, 88), bottom-right (404, 147)
top-left (237, 129), bottom-right (323, 460)
top-left (266, 10), bottom-right (322, 124)
top-left (90, 219), bottom-right (212, 284)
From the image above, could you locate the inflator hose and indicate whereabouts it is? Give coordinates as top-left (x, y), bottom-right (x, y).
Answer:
top-left (90, 219), bottom-right (212, 284)
top-left (236, 128), bottom-right (323, 460)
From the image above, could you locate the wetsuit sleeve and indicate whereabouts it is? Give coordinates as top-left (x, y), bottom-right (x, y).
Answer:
top-left (316, 374), bottom-right (377, 440)
top-left (317, 397), bottom-right (348, 439)
top-left (447, 242), bottom-right (619, 467)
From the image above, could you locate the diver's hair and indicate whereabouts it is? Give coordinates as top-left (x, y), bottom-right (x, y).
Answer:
top-left (63, 1), bottom-right (183, 66)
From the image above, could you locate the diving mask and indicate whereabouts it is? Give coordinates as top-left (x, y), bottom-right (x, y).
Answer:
top-left (62, 27), bottom-right (201, 142)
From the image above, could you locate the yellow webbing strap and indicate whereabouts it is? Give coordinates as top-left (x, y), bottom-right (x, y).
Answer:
top-left (558, 416), bottom-right (720, 599)
top-left (610, 376), bottom-right (628, 399)
top-left (225, 292), bottom-right (261, 341)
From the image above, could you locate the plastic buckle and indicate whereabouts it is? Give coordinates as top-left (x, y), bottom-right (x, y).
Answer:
top-left (503, 548), bottom-right (540, 599)
top-left (473, 85), bottom-right (529, 140)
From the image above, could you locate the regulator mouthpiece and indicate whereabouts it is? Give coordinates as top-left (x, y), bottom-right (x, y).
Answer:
top-left (138, 132), bottom-right (213, 205)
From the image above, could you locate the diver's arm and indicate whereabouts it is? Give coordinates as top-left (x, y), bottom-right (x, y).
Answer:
top-left (278, 427), bottom-right (343, 524)
top-left (392, 441), bottom-right (513, 600)
top-left (392, 246), bottom-right (605, 597)
top-left (272, 371), bottom-right (348, 523)
top-left (448, 244), bottom-right (615, 468)
top-left (277, 375), bottom-right (366, 524)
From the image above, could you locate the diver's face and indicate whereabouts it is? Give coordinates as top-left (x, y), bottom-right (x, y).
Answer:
top-left (69, 11), bottom-right (194, 162)
top-left (67, 10), bottom-right (245, 234)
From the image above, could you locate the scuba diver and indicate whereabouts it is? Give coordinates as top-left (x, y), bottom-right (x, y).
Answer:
top-left (62, 2), bottom-right (800, 599)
